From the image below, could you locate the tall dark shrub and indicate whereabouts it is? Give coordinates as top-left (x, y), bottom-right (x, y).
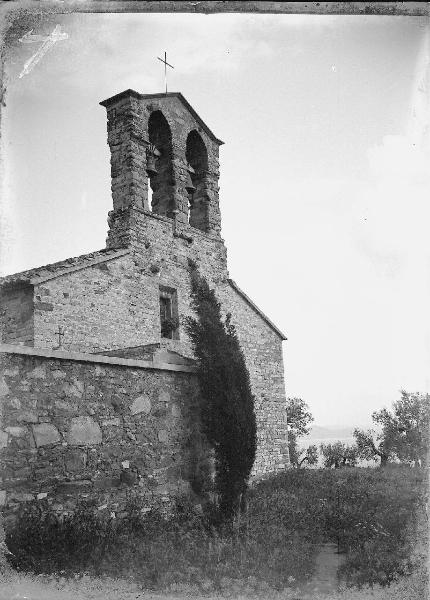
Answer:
top-left (185, 268), bottom-right (257, 521)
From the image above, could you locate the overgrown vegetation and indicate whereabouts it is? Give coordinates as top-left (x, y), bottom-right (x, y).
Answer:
top-left (184, 267), bottom-right (257, 521)
top-left (320, 441), bottom-right (359, 468)
top-left (286, 397), bottom-right (319, 468)
top-left (354, 391), bottom-right (430, 467)
top-left (6, 501), bottom-right (116, 575)
top-left (6, 466), bottom-right (427, 593)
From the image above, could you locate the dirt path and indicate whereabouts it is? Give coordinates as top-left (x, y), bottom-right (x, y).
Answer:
top-left (294, 542), bottom-right (344, 599)
top-left (0, 545), bottom-right (344, 600)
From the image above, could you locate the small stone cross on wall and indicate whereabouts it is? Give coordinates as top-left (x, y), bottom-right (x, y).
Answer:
top-left (55, 326), bottom-right (65, 349)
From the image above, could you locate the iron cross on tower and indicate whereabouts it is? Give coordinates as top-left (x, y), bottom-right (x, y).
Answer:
top-left (157, 51), bottom-right (174, 94)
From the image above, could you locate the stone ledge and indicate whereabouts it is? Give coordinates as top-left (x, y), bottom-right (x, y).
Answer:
top-left (0, 344), bottom-right (198, 374)
top-left (130, 207), bottom-right (225, 244)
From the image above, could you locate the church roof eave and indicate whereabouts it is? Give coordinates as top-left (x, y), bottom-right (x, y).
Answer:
top-left (0, 248), bottom-right (130, 288)
top-left (227, 279), bottom-right (288, 341)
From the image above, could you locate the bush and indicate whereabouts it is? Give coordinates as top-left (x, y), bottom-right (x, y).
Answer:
top-left (6, 501), bottom-right (116, 574)
top-left (328, 466), bottom-right (427, 587)
top-left (246, 466), bottom-right (427, 588)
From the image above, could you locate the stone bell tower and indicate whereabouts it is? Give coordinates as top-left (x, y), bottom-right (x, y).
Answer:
top-left (99, 90), bottom-right (224, 250)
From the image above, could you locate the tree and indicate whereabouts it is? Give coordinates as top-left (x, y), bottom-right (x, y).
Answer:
top-left (294, 444), bottom-right (319, 469)
top-left (372, 391), bottom-right (430, 467)
top-left (185, 267), bottom-right (257, 521)
top-left (286, 397), bottom-right (314, 467)
top-left (353, 428), bottom-right (392, 467)
top-left (320, 442), bottom-right (358, 468)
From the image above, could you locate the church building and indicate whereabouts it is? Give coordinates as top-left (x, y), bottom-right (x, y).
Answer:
top-left (0, 90), bottom-right (289, 518)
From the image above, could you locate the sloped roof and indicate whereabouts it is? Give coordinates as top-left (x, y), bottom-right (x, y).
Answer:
top-left (0, 248), bottom-right (130, 288)
top-left (100, 89), bottom-right (224, 146)
top-left (227, 279), bottom-right (287, 341)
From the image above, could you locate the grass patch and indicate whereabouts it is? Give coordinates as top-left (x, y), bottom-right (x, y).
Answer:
top-left (5, 466), bottom-right (427, 594)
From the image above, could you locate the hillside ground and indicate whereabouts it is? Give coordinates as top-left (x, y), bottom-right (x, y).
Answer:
top-left (1, 466), bottom-right (428, 599)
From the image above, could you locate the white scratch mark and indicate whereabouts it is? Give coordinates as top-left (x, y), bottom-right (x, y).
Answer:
top-left (18, 24), bottom-right (68, 79)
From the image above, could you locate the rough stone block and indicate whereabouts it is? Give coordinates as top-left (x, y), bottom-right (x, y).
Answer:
top-left (158, 429), bottom-right (169, 443)
top-left (64, 449), bottom-right (86, 472)
top-left (159, 390), bottom-right (170, 403)
top-left (67, 416), bottom-right (102, 446)
top-left (9, 398), bottom-right (21, 409)
top-left (5, 426), bottom-right (27, 438)
top-left (17, 411), bottom-right (39, 424)
top-left (3, 367), bottom-right (19, 376)
top-left (10, 492), bottom-right (34, 502)
top-left (72, 379), bottom-right (84, 395)
top-left (102, 417), bottom-right (121, 427)
top-left (0, 377), bottom-right (10, 398)
top-left (130, 395), bottom-right (151, 415)
top-left (28, 365), bottom-right (46, 379)
top-left (62, 381), bottom-right (83, 399)
top-left (31, 423), bottom-right (61, 447)
top-left (55, 399), bottom-right (78, 413)
top-left (34, 301), bottom-right (54, 311)
top-left (94, 477), bottom-right (120, 490)
top-left (171, 404), bottom-right (181, 418)
top-left (57, 480), bottom-right (92, 494)
top-left (14, 466), bottom-right (32, 478)
top-left (52, 370), bottom-right (66, 379)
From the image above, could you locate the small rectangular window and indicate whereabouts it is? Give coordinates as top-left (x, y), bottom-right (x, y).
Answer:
top-left (159, 286), bottom-right (179, 339)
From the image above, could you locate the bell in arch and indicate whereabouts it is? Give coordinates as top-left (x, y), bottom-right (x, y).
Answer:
top-left (146, 144), bottom-right (159, 177)
top-left (185, 163), bottom-right (196, 194)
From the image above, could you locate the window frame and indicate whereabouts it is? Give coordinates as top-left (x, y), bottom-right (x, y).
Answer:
top-left (159, 285), bottom-right (179, 340)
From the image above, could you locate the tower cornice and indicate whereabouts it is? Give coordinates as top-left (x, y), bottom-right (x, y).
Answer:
top-left (100, 89), bottom-right (224, 146)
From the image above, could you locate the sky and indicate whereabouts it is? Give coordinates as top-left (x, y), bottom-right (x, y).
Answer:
top-left (1, 11), bottom-right (429, 428)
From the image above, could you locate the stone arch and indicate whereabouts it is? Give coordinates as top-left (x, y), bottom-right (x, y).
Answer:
top-left (148, 111), bottom-right (175, 217)
top-left (185, 130), bottom-right (209, 231)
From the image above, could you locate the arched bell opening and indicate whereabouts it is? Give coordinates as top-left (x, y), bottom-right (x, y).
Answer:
top-left (185, 130), bottom-right (209, 231)
top-left (148, 111), bottom-right (175, 218)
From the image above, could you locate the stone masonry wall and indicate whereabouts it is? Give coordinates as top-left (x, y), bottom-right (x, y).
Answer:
top-left (31, 215), bottom-right (228, 358)
top-left (127, 213), bottom-right (289, 474)
top-left (0, 284), bottom-right (34, 347)
top-left (0, 347), bottom-right (209, 528)
top-left (27, 212), bottom-right (288, 474)
top-left (118, 211), bottom-right (289, 475)
top-left (217, 283), bottom-right (289, 476)
top-left (32, 254), bottom-right (162, 353)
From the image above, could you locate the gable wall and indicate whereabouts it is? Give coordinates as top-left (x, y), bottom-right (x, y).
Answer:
top-left (218, 283), bottom-right (289, 475)
top-left (32, 255), bottom-right (161, 353)
top-left (32, 215), bottom-right (229, 359)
